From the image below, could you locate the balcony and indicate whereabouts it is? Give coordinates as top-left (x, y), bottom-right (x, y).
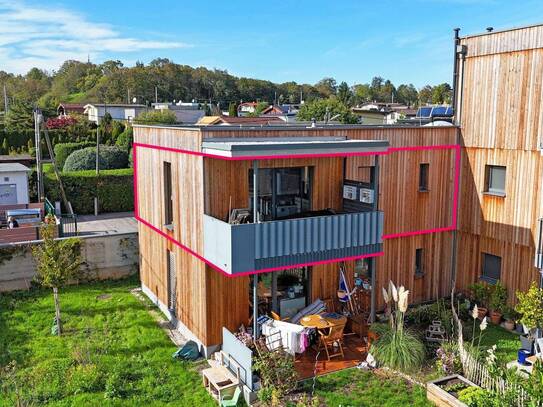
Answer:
top-left (203, 210), bottom-right (383, 275)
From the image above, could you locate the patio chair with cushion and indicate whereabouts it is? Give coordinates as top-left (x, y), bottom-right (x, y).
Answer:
top-left (290, 298), bottom-right (326, 324)
top-left (319, 322), bottom-right (346, 361)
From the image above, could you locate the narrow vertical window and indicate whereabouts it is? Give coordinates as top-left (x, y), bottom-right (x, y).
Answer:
top-left (415, 248), bottom-right (424, 277)
top-left (163, 162), bottom-right (173, 226)
top-left (419, 163), bottom-right (429, 191)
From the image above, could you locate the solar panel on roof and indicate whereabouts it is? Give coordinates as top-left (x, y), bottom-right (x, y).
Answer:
top-left (417, 107), bottom-right (432, 118)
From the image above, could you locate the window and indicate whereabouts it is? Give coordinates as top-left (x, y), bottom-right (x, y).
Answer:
top-left (481, 253), bottom-right (501, 283)
top-left (485, 165), bottom-right (506, 196)
top-left (415, 248), bottom-right (424, 277)
top-left (163, 162), bottom-right (173, 226)
top-left (419, 163), bottom-right (429, 191)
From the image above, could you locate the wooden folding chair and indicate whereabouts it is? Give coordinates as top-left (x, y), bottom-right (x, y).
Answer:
top-left (319, 322), bottom-right (346, 361)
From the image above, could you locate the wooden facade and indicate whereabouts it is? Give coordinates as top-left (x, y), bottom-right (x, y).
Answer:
top-left (135, 124), bottom-right (457, 348)
top-left (455, 24), bottom-right (543, 300)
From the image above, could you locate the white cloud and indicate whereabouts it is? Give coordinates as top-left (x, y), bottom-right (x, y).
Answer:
top-left (0, 0), bottom-right (191, 74)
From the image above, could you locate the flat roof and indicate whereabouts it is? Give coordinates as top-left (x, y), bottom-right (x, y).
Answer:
top-left (133, 123), bottom-right (459, 132)
top-left (0, 163), bottom-right (31, 172)
top-left (202, 137), bottom-right (389, 158)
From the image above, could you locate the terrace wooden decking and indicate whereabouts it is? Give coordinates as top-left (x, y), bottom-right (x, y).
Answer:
top-left (294, 335), bottom-right (367, 380)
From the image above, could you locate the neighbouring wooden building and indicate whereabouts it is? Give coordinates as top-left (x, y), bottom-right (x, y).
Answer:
top-left (454, 24), bottom-right (543, 300)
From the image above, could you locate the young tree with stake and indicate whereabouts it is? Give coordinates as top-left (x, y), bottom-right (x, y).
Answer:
top-left (32, 218), bottom-right (82, 335)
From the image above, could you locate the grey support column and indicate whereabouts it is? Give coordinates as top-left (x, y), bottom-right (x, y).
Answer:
top-left (370, 155), bottom-right (380, 323)
top-left (252, 160), bottom-right (259, 338)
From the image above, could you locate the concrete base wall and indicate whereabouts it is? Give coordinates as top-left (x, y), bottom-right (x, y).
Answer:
top-left (0, 232), bottom-right (139, 292)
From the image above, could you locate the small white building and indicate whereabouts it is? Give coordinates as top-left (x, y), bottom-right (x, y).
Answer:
top-left (84, 104), bottom-right (148, 124)
top-left (0, 163), bottom-right (31, 205)
top-left (151, 102), bottom-right (205, 124)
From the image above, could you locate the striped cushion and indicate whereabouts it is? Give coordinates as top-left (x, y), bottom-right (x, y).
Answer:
top-left (291, 299), bottom-right (326, 324)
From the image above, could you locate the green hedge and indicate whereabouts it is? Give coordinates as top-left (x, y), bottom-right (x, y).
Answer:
top-left (44, 168), bottom-right (133, 214)
top-left (1, 129), bottom-right (96, 157)
top-left (63, 146), bottom-right (128, 172)
top-left (54, 142), bottom-right (96, 169)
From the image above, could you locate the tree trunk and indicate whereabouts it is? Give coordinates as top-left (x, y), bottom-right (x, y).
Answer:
top-left (53, 287), bottom-right (62, 335)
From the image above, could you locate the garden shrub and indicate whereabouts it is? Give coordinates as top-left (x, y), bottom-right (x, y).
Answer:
top-left (44, 168), bottom-right (133, 214)
top-left (54, 141), bottom-right (95, 169)
top-left (370, 282), bottom-right (425, 372)
top-left (370, 324), bottom-right (425, 372)
top-left (63, 146), bottom-right (128, 172)
top-left (115, 126), bottom-right (133, 150)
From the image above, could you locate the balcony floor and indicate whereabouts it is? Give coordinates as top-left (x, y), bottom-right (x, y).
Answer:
top-left (294, 335), bottom-right (367, 380)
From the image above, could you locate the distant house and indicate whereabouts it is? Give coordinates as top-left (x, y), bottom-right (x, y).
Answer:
top-left (57, 103), bottom-right (86, 117)
top-left (151, 102), bottom-right (205, 124)
top-left (0, 163), bottom-right (31, 205)
top-left (84, 103), bottom-right (148, 124)
top-left (352, 102), bottom-right (415, 125)
top-left (237, 102), bottom-right (259, 116)
top-left (196, 115), bottom-right (284, 126)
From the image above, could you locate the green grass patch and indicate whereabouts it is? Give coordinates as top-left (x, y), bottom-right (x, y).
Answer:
top-left (296, 368), bottom-right (432, 407)
top-left (476, 322), bottom-right (520, 363)
top-left (0, 277), bottom-right (214, 406)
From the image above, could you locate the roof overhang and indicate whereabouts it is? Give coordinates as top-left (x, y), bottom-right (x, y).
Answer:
top-left (201, 136), bottom-right (389, 159)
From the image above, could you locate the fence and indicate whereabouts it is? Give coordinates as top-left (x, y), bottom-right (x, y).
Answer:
top-left (458, 341), bottom-right (532, 406)
top-left (58, 214), bottom-right (78, 237)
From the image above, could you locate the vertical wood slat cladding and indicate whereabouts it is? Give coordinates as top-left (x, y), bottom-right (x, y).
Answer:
top-left (461, 25), bottom-right (543, 58)
top-left (455, 231), bottom-right (541, 303)
top-left (135, 125), bottom-right (457, 346)
top-left (458, 148), bottom-right (543, 246)
top-left (456, 26), bottom-right (543, 299)
top-left (134, 126), bottom-right (211, 344)
top-left (459, 40), bottom-right (543, 150)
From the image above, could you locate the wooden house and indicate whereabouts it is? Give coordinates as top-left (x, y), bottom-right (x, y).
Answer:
top-left (133, 124), bottom-right (458, 354)
top-left (453, 24), bottom-right (543, 300)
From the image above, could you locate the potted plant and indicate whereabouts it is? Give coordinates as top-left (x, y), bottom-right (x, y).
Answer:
top-left (515, 282), bottom-right (543, 353)
top-left (489, 281), bottom-right (507, 325)
top-left (502, 305), bottom-right (517, 331)
top-left (469, 282), bottom-right (490, 320)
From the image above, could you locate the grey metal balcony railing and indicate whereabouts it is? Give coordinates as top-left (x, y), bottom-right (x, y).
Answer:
top-left (203, 211), bottom-right (384, 275)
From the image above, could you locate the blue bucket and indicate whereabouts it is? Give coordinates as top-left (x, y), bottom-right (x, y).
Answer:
top-left (518, 349), bottom-right (530, 365)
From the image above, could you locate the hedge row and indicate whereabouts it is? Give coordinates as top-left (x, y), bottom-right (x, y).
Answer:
top-left (44, 168), bottom-right (134, 214)
top-left (1, 129), bottom-right (96, 153)
top-left (54, 142), bottom-right (96, 169)
top-left (63, 146), bottom-right (128, 172)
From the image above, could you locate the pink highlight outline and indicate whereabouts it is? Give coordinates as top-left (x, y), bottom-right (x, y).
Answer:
top-left (132, 141), bottom-right (460, 276)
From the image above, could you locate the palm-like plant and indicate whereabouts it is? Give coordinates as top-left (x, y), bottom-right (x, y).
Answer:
top-left (371, 281), bottom-right (425, 372)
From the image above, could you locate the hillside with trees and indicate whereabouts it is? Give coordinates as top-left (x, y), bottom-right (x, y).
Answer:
top-left (0, 59), bottom-right (451, 121)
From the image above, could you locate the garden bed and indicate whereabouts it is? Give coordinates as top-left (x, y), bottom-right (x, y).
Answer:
top-left (427, 374), bottom-right (478, 407)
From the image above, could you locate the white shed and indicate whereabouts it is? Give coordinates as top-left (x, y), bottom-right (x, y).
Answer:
top-left (0, 163), bottom-right (31, 205)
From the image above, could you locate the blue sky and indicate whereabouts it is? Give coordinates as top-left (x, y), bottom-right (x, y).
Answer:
top-left (2, 0), bottom-right (543, 87)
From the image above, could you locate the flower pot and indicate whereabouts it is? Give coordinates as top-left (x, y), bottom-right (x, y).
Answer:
top-left (490, 311), bottom-right (502, 325)
top-left (477, 307), bottom-right (488, 320)
top-left (520, 335), bottom-right (534, 354)
top-left (504, 320), bottom-right (515, 331)
top-left (368, 330), bottom-right (379, 345)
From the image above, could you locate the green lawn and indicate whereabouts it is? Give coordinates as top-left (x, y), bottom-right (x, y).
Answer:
top-left (467, 320), bottom-right (520, 363)
top-left (0, 277), bottom-right (215, 406)
top-left (296, 368), bottom-right (432, 407)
